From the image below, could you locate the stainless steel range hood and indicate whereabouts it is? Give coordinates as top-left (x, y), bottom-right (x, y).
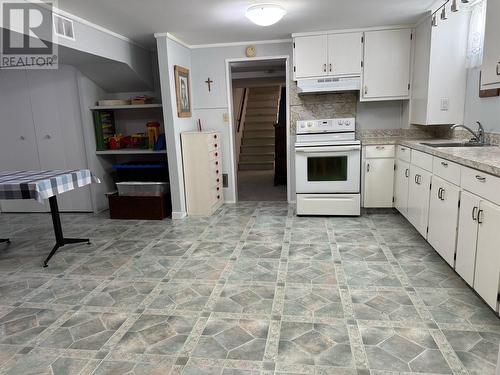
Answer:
top-left (297, 77), bottom-right (361, 94)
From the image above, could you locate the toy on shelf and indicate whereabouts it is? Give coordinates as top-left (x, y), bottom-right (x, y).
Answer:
top-left (130, 96), bottom-right (153, 105)
top-left (146, 122), bottom-right (161, 149)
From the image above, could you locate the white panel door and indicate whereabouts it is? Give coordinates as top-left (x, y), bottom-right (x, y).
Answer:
top-left (0, 70), bottom-right (47, 213)
top-left (455, 190), bottom-right (480, 286)
top-left (394, 160), bottom-right (410, 217)
top-left (27, 67), bottom-right (92, 212)
top-left (407, 165), bottom-right (431, 237)
top-left (427, 177), bottom-right (460, 266)
top-left (294, 35), bottom-right (328, 79)
top-left (362, 29), bottom-right (412, 100)
top-left (364, 158), bottom-right (395, 208)
top-left (474, 200), bottom-right (500, 310)
top-left (481, 0), bottom-right (500, 88)
top-left (328, 32), bottom-right (362, 76)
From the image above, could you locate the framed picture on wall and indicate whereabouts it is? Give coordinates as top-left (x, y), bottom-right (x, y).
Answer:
top-left (174, 65), bottom-right (192, 117)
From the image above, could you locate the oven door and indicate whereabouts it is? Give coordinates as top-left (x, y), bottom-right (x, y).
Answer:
top-left (295, 144), bottom-right (361, 194)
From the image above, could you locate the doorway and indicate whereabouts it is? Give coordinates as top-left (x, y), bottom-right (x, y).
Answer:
top-left (226, 57), bottom-right (290, 202)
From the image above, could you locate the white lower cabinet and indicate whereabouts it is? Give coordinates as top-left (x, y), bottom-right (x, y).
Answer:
top-left (474, 200), bottom-right (500, 310)
top-left (427, 177), bottom-right (460, 267)
top-left (455, 191), bottom-right (480, 286)
top-left (394, 160), bottom-right (410, 217)
top-left (363, 158), bottom-right (395, 208)
top-left (407, 165), bottom-right (432, 237)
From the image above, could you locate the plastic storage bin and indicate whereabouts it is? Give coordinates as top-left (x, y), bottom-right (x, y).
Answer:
top-left (116, 182), bottom-right (169, 196)
top-left (113, 162), bottom-right (169, 182)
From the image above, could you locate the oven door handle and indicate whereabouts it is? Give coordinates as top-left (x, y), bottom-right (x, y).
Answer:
top-left (295, 145), bottom-right (361, 153)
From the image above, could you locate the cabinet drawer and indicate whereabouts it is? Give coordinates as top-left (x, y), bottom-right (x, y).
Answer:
top-left (461, 166), bottom-right (500, 206)
top-left (411, 149), bottom-right (433, 171)
top-left (365, 145), bottom-right (395, 158)
top-left (432, 157), bottom-right (461, 186)
top-left (396, 145), bottom-right (411, 163)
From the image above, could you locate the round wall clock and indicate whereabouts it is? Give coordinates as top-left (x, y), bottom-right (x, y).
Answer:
top-left (245, 45), bottom-right (256, 57)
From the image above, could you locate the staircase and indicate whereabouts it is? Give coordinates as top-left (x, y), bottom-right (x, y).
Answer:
top-left (239, 86), bottom-right (281, 171)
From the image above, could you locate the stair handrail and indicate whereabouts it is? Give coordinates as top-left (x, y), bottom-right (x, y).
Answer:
top-left (237, 88), bottom-right (249, 133)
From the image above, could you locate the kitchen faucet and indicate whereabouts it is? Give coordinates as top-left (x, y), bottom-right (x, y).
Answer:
top-left (450, 122), bottom-right (485, 144)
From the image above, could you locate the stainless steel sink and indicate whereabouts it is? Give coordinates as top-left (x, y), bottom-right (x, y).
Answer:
top-left (420, 142), bottom-right (493, 148)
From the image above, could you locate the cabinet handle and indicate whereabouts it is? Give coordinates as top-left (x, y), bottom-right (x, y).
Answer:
top-left (440, 188), bottom-right (445, 201)
top-left (441, 161), bottom-right (448, 167)
top-left (366, 163), bottom-right (370, 172)
top-left (364, 86), bottom-right (368, 95)
top-left (437, 187), bottom-right (442, 200)
top-left (400, 147), bottom-right (406, 151)
top-left (472, 206), bottom-right (478, 221)
top-left (478, 209), bottom-right (484, 224)
top-left (415, 174), bottom-right (421, 185)
top-left (475, 175), bottom-right (486, 182)
top-left (44, 134), bottom-right (51, 139)
top-left (376, 146), bottom-right (385, 150)
top-left (405, 169), bottom-right (409, 178)
top-left (329, 63), bottom-right (332, 72)
top-left (323, 64), bottom-right (327, 72)
top-left (497, 62), bottom-right (500, 76)
top-left (19, 136), bottom-right (26, 140)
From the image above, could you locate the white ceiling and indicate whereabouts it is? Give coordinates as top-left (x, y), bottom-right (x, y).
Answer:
top-left (58, 0), bottom-right (437, 48)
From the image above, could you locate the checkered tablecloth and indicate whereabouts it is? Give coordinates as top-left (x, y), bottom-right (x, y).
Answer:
top-left (0, 170), bottom-right (100, 203)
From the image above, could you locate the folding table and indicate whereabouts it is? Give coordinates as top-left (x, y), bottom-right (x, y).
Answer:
top-left (0, 170), bottom-right (100, 267)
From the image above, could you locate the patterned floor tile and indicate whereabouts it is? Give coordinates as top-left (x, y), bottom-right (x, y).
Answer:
top-left (27, 278), bottom-right (101, 305)
top-left (343, 262), bottom-right (401, 287)
top-left (210, 283), bottom-right (276, 315)
top-left (93, 358), bottom-right (175, 374)
top-left (0, 276), bottom-right (51, 304)
top-left (146, 281), bottom-right (216, 311)
top-left (277, 321), bottom-right (353, 367)
top-left (388, 243), bottom-right (442, 263)
top-left (71, 255), bottom-right (130, 277)
top-left (83, 280), bottom-right (157, 309)
top-left (115, 256), bottom-right (179, 279)
top-left (246, 229), bottom-right (285, 243)
top-left (286, 261), bottom-right (337, 285)
top-left (228, 259), bottom-right (279, 283)
top-left (290, 229), bottom-right (330, 244)
top-left (203, 227), bottom-right (245, 242)
top-left (400, 262), bottom-right (468, 288)
top-left (240, 242), bottom-right (283, 259)
top-left (283, 285), bottom-right (343, 319)
top-left (288, 243), bottom-right (333, 261)
top-left (338, 244), bottom-right (387, 262)
top-left (100, 239), bottom-right (150, 257)
top-left (173, 258), bottom-right (228, 281)
top-left (191, 242), bottom-right (238, 258)
top-left (192, 317), bottom-right (269, 361)
top-left (145, 240), bottom-right (193, 257)
top-left (332, 229), bottom-right (376, 244)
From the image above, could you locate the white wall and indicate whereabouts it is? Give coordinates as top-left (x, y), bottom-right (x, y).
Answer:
top-left (357, 101), bottom-right (406, 130)
top-left (156, 36), bottom-right (196, 218)
top-left (464, 68), bottom-right (500, 133)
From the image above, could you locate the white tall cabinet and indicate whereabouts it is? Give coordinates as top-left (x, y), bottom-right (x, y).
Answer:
top-left (0, 66), bottom-right (93, 213)
top-left (481, 0), bottom-right (500, 89)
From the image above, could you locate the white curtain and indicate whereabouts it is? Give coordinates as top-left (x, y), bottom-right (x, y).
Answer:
top-left (466, 0), bottom-right (487, 69)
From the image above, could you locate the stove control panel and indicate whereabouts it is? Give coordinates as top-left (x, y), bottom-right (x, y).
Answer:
top-left (296, 118), bottom-right (355, 134)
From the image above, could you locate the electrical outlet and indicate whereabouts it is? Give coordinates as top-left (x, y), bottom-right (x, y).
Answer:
top-left (440, 98), bottom-right (449, 111)
top-left (223, 112), bottom-right (229, 123)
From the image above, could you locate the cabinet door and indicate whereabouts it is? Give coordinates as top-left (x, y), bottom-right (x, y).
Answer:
top-left (481, 0), bottom-right (500, 88)
top-left (427, 177), bottom-right (460, 266)
top-left (474, 200), bottom-right (500, 310)
top-left (362, 29), bottom-right (412, 100)
top-left (328, 32), bottom-right (362, 77)
top-left (394, 160), bottom-right (410, 217)
top-left (364, 158), bottom-right (395, 208)
top-left (407, 166), bottom-right (431, 237)
top-left (455, 191), bottom-right (480, 286)
top-left (294, 35), bottom-right (328, 79)
top-left (0, 70), bottom-right (47, 213)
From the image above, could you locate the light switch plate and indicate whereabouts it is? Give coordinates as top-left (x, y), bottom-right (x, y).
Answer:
top-left (440, 98), bottom-right (449, 111)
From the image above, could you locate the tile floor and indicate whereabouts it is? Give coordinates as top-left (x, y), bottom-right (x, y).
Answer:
top-left (0, 202), bottom-right (498, 375)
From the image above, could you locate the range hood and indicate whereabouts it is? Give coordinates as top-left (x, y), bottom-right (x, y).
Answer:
top-left (297, 77), bottom-right (361, 94)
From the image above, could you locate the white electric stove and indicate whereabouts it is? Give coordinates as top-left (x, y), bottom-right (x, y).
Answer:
top-left (295, 118), bottom-right (361, 216)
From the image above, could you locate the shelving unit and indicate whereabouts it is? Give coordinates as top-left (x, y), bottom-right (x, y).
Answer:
top-left (96, 149), bottom-right (167, 155)
top-left (90, 104), bottom-right (162, 110)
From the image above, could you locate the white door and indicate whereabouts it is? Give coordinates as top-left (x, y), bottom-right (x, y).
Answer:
top-left (27, 67), bottom-right (92, 212)
top-left (455, 190), bottom-right (480, 286)
top-left (362, 29), bottom-right (412, 100)
top-left (474, 200), bottom-right (500, 310)
top-left (427, 177), bottom-right (460, 266)
top-left (364, 158), bottom-right (395, 208)
top-left (0, 70), bottom-right (47, 213)
top-left (394, 160), bottom-right (410, 217)
top-left (481, 0), bottom-right (500, 88)
top-left (328, 32), bottom-right (362, 77)
top-left (294, 35), bottom-right (328, 79)
top-left (407, 165), bottom-right (431, 237)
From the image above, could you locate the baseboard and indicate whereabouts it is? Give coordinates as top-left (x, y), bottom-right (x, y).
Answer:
top-left (171, 211), bottom-right (187, 220)
top-left (224, 200), bottom-right (236, 204)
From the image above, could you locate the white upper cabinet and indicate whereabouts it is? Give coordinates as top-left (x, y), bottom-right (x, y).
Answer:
top-left (293, 32), bottom-right (362, 80)
top-left (328, 32), bottom-right (362, 77)
top-left (410, 12), bottom-right (469, 125)
top-left (482, 0), bottom-right (500, 89)
top-left (361, 28), bottom-right (412, 101)
top-left (293, 35), bottom-right (328, 79)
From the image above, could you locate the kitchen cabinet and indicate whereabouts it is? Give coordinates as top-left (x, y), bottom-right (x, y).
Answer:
top-left (363, 145), bottom-right (395, 208)
top-left (293, 32), bottom-right (362, 79)
top-left (474, 199), bottom-right (500, 310)
top-left (427, 176), bottom-right (460, 266)
top-left (394, 159), bottom-right (410, 217)
top-left (410, 12), bottom-right (468, 125)
top-left (362, 28), bottom-right (412, 101)
top-left (407, 165), bottom-right (431, 237)
top-left (481, 0), bottom-right (500, 89)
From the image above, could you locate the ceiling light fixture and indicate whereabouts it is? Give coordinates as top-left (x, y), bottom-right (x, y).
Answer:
top-left (246, 4), bottom-right (286, 26)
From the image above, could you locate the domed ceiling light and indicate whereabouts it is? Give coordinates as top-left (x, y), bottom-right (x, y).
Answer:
top-left (246, 4), bottom-right (286, 26)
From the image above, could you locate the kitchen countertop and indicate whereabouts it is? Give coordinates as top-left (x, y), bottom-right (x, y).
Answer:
top-left (360, 138), bottom-right (500, 177)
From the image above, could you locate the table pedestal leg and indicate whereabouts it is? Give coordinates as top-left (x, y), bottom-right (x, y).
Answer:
top-left (0, 239), bottom-right (10, 244)
top-left (43, 195), bottom-right (90, 267)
